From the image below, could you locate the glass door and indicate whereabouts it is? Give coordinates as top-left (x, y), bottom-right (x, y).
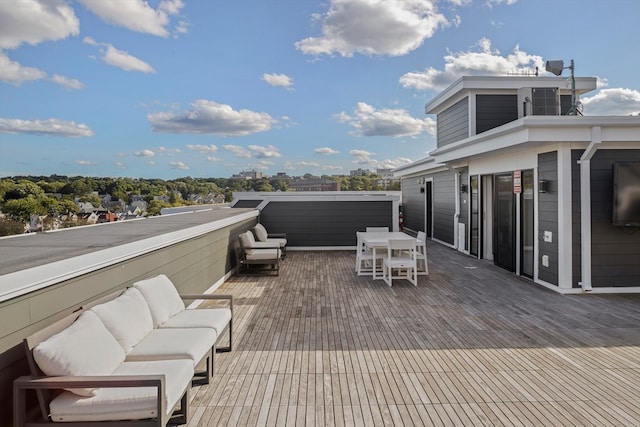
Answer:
top-left (494, 173), bottom-right (515, 272)
top-left (470, 175), bottom-right (479, 257)
top-left (520, 170), bottom-right (534, 278)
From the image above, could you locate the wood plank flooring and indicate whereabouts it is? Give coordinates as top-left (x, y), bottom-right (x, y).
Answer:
top-left (192, 244), bottom-right (640, 426)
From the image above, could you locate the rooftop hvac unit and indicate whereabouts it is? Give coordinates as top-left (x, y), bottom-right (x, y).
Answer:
top-left (531, 87), bottom-right (559, 116)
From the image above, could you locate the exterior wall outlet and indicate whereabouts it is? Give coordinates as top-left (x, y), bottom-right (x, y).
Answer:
top-left (543, 231), bottom-right (553, 243)
top-left (542, 255), bottom-right (549, 267)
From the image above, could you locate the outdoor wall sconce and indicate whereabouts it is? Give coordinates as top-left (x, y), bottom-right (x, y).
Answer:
top-left (420, 187), bottom-right (425, 193)
top-left (460, 184), bottom-right (468, 193)
top-left (538, 179), bottom-right (550, 193)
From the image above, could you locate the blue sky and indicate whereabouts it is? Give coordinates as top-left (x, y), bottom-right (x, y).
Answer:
top-left (1, 0), bottom-right (639, 180)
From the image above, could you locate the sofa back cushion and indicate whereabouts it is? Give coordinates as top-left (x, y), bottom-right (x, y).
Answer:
top-left (253, 223), bottom-right (268, 242)
top-left (33, 310), bottom-right (125, 396)
top-left (90, 287), bottom-right (154, 353)
top-left (133, 275), bottom-right (185, 327)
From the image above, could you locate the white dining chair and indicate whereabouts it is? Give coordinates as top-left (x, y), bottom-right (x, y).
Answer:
top-left (382, 239), bottom-right (418, 286)
top-left (366, 227), bottom-right (389, 232)
top-left (355, 231), bottom-right (384, 275)
top-left (415, 231), bottom-right (429, 275)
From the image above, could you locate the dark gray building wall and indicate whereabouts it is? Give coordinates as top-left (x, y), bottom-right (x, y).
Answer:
top-left (538, 151), bottom-right (559, 285)
top-left (402, 176), bottom-right (426, 233)
top-left (437, 97), bottom-right (469, 148)
top-left (475, 95), bottom-right (518, 134)
top-left (581, 149), bottom-right (640, 287)
top-left (432, 171), bottom-right (457, 245)
top-left (233, 199), bottom-right (262, 208)
top-left (259, 201), bottom-right (393, 246)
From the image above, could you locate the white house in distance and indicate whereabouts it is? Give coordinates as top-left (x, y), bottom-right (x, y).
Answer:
top-left (395, 74), bottom-right (640, 294)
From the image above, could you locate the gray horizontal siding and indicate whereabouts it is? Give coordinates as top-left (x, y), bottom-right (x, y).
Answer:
top-left (402, 177), bottom-right (425, 232)
top-left (587, 149), bottom-right (640, 287)
top-left (538, 151), bottom-right (559, 286)
top-left (437, 97), bottom-right (469, 148)
top-left (432, 171), bottom-right (456, 245)
top-left (260, 201), bottom-right (393, 246)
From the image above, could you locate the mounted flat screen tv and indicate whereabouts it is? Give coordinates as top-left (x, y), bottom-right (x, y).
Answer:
top-left (612, 161), bottom-right (640, 226)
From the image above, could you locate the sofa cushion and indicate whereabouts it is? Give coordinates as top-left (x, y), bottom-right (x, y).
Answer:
top-left (33, 311), bottom-right (125, 397)
top-left (49, 359), bottom-right (193, 422)
top-left (125, 328), bottom-right (216, 366)
top-left (90, 287), bottom-right (154, 353)
top-left (160, 308), bottom-right (232, 336)
top-left (133, 275), bottom-right (185, 328)
top-left (253, 223), bottom-right (268, 242)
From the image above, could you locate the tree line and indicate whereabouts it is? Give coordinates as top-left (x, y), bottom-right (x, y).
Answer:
top-left (0, 174), bottom-right (398, 235)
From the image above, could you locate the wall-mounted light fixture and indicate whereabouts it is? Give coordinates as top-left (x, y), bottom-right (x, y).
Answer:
top-left (460, 184), bottom-right (468, 193)
top-left (420, 187), bottom-right (425, 193)
top-left (538, 179), bottom-right (550, 193)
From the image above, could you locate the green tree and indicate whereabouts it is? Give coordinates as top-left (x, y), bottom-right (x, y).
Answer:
top-left (3, 197), bottom-right (45, 222)
top-left (146, 200), bottom-right (170, 216)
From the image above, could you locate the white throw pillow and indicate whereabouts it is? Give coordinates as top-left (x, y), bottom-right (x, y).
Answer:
top-left (253, 224), bottom-right (268, 242)
top-left (90, 288), bottom-right (154, 353)
top-left (133, 275), bottom-right (185, 327)
top-left (33, 311), bottom-right (125, 396)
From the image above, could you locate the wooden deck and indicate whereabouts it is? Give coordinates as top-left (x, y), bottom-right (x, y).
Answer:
top-left (192, 244), bottom-right (640, 426)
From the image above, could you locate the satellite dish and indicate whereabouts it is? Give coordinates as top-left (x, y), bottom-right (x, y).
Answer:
top-left (545, 60), bottom-right (565, 76)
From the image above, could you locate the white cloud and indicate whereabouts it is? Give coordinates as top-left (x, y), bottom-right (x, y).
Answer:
top-left (261, 73), bottom-right (294, 90)
top-left (249, 160), bottom-right (275, 171)
top-left (169, 161), bottom-right (190, 170)
top-left (206, 156), bottom-right (220, 162)
top-left (115, 161), bottom-right (126, 170)
top-left (487, 0), bottom-right (518, 6)
top-left (223, 145), bottom-right (252, 158)
top-left (51, 74), bottom-right (85, 90)
top-left (156, 146), bottom-right (182, 154)
top-left (103, 44), bottom-right (156, 73)
top-left (0, 118), bottom-right (94, 137)
top-left (350, 149), bottom-right (377, 165)
top-left (580, 88), bottom-right (640, 116)
top-left (0, 0), bottom-right (79, 49)
top-left (0, 51), bottom-right (47, 86)
top-left (186, 144), bottom-right (218, 154)
top-left (77, 0), bottom-right (185, 37)
top-left (134, 149), bottom-right (155, 157)
top-left (380, 157), bottom-right (413, 169)
top-left (76, 160), bottom-right (97, 166)
top-left (295, 0), bottom-right (449, 57)
top-left (315, 147), bottom-right (340, 155)
top-left (400, 38), bottom-right (543, 91)
top-left (248, 144), bottom-right (281, 159)
top-left (322, 165), bottom-right (344, 171)
top-left (148, 100), bottom-right (277, 136)
top-left (337, 102), bottom-right (436, 138)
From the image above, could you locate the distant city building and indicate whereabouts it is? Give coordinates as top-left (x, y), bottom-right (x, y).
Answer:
top-left (350, 168), bottom-right (371, 177)
top-left (376, 168), bottom-right (394, 179)
top-left (274, 172), bottom-right (292, 181)
top-left (289, 178), bottom-right (340, 192)
top-left (231, 170), bottom-right (264, 180)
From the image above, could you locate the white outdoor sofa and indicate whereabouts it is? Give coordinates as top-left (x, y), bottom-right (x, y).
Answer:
top-left (13, 274), bottom-right (232, 426)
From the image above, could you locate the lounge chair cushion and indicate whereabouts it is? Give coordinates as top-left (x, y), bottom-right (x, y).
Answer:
top-left (245, 248), bottom-right (280, 260)
top-left (161, 308), bottom-right (232, 336)
top-left (90, 287), bottom-right (154, 353)
top-left (239, 231), bottom-right (256, 255)
top-left (134, 274), bottom-right (185, 328)
top-left (253, 223), bottom-right (269, 241)
top-left (125, 328), bottom-right (216, 366)
top-left (33, 311), bottom-right (125, 397)
top-left (48, 359), bottom-right (193, 422)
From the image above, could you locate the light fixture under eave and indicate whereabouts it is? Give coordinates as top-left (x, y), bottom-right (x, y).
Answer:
top-left (545, 58), bottom-right (578, 115)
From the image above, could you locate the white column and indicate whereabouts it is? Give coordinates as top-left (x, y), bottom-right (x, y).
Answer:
top-left (557, 147), bottom-right (573, 290)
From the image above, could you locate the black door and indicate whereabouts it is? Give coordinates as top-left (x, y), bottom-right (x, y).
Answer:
top-left (425, 181), bottom-right (433, 238)
top-left (494, 173), bottom-right (515, 272)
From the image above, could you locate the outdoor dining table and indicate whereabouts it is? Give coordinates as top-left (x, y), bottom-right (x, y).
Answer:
top-left (359, 231), bottom-right (416, 279)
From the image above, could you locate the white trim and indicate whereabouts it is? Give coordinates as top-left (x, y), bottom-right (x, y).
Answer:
top-left (577, 127), bottom-right (602, 291)
top-left (0, 210), bottom-right (259, 303)
top-left (557, 147), bottom-right (573, 289)
top-left (454, 172), bottom-right (461, 251)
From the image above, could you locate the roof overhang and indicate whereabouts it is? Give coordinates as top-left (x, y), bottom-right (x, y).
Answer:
top-left (425, 75), bottom-right (598, 114)
top-left (429, 115), bottom-right (640, 164)
top-left (392, 156), bottom-right (447, 178)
